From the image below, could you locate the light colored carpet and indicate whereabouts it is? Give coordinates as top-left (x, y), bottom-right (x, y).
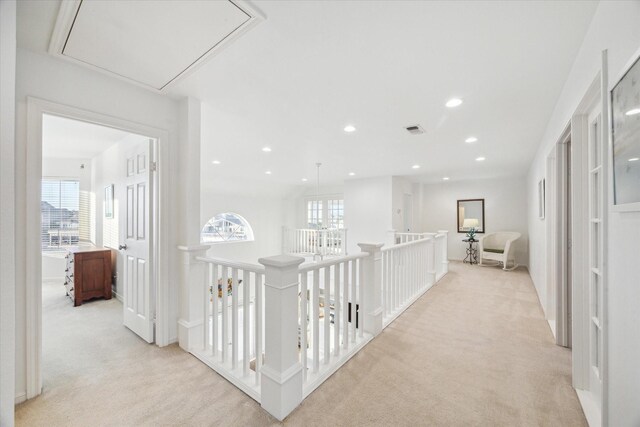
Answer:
top-left (16, 262), bottom-right (587, 426)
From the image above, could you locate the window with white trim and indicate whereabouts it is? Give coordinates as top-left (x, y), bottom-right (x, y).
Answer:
top-left (201, 213), bottom-right (254, 243)
top-left (307, 200), bottom-right (323, 229)
top-left (41, 179), bottom-right (80, 251)
top-left (327, 199), bottom-right (344, 229)
top-left (306, 198), bottom-right (344, 229)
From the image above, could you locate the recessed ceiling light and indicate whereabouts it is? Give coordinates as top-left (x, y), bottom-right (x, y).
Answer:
top-left (262, 147), bottom-right (272, 152)
top-left (344, 125), bottom-right (356, 133)
top-left (475, 156), bottom-right (486, 162)
top-left (446, 98), bottom-right (463, 108)
top-left (212, 160), bottom-right (221, 165)
top-left (465, 137), bottom-right (478, 143)
top-left (629, 157), bottom-right (639, 162)
top-left (625, 108), bottom-right (640, 116)
top-left (265, 170), bottom-right (272, 175)
top-left (443, 177), bottom-right (450, 181)
top-left (348, 172), bottom-right (355, 176)
top-left (412, 165), bottom-right (420, 169)
top-left (302, 178), bottom-right (308, 182)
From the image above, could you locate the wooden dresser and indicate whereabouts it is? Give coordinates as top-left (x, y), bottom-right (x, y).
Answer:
top-left (64, 247), bottom-right (112, 306)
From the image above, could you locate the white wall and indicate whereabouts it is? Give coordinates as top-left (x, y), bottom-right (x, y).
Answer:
top-left (0, 0), bottom-right (16, 421)
top-left (14, 48), bottom-right (182, 400)
top-left (200, 194), bottom-right (287, 264)
top-left (421, 177), bottom-right (529, 265)
top-left (391, 176), bottom-right (414, 232)
top-left (526, 2), bottom-right (640, 425)
top-left (344, 176), bottom-right (392, 253)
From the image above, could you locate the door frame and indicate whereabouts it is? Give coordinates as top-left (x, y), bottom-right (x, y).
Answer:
top-left (25, 97), bottom-right (170, 399)
top-left (569, 51), bottom-right (609, 426)
top-left (546, 123), bottom-right (572, 346)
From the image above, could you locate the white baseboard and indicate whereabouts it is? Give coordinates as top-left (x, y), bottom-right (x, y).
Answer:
top-left (113, 289), bottom-right (123, 302)
top-left (547, 319), bottom-right (556, 339)
top-left (15, 391), bottom-right (26, 404)
top-left (576, 388), bottom-right (601, 427)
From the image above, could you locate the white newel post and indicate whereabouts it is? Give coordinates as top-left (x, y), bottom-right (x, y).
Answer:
top-left (258, 255), bottom-right (305, 421)
top-left (358, 243), bottom-right (384, 337)
top-left (177, 245), bottom-right (209, 351)
top-left (387, 229), bottom-right (397, 247)
top-left (424, 233), bottom-right (437, 284)
top-left (438, 230), bottom-right (449, 275)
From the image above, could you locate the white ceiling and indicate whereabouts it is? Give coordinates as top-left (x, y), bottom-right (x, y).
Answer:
top-left (173, 1), bottom-right (599, 188)
top-left (60, 0), bottom-right (252, 90)
top-left (18, 1), bottom-right (599, 189)
top-left (42, 114), bottom-right (131, 159)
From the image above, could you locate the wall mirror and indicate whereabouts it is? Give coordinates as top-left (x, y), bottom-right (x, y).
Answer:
top-left (457, 199), bottom-right (485, 233)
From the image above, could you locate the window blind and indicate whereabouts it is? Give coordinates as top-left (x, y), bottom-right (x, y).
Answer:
top-left (41, 179), bottom-right (80, 251)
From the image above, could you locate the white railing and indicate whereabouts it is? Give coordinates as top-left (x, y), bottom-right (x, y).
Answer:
top-left (282, 227), bottom-right (347, 257)
top-left (298, 251), bottom-right (371, 396)
top-left (434, 232), bottom-right (449, 281)
top-left (193, 256), bottom-right (266, 400)
top-left (389, 231), bottom-right (428, 245)
top-left (179, 232), bottom-right (447, 421)
top-left (382, 237), bottom-right (433, 326)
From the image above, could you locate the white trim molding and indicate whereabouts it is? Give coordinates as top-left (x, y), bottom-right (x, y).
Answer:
top-left (48, 0), bottom-right (264, 93)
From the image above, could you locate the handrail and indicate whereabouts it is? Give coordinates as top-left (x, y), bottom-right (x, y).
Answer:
top-left (298, 251), bottom-right (368, 273)
top-left (195, 255), bottom-right (265, 274)
top-left (382, 235), bottom-right (433, 252)
top-left (291, 227), bottom-right (347, 232)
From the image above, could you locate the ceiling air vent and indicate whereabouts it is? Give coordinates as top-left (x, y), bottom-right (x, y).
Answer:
top-left (405, 125), bottom-right (425, 135)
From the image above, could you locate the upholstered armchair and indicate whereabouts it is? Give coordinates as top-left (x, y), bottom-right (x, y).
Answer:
top-left (479, 232), bottom-right (521, 271)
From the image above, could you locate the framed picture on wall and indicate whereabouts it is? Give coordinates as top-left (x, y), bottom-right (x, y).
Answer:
top-left (538, 178), bottom-right (545, 219)
top-left (611, 47), bottom-right (640, 211)
top-left (104, 184), bottom-right (114, 218)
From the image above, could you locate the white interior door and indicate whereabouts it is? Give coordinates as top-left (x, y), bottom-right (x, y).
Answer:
top-left (587, 105), bottom-right (603, 403)
top-left (121, 139), bottom-right (154, 343)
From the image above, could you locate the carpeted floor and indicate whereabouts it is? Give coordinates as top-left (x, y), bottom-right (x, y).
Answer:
top-left (16, 262), bottom-right (587, 426)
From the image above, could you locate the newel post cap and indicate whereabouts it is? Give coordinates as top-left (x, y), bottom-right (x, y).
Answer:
top-left (357, 242), bottom-right (385, 252)
top-left (259, 255), bottom-right (305, 269)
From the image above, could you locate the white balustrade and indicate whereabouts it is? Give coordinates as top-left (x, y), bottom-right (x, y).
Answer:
top-left (282, 227), bottom-right (348, 257)
top-left (388, 230), bottom-right (429, 245)
top-left (297, 248), bottom-right (378, 396)
top-left (193, 255), bottom-right (266, 400)
top-left (181, 231), bottom-right (448, 421)
top-left (381, 231), bottom-right (449, 327)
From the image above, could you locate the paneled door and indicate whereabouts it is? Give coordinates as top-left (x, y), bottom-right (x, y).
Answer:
top-left (121, 139), bottom-right (154, 343)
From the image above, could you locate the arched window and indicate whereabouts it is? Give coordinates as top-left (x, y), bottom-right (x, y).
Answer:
top-left (201, 213), bottom-right (254, 243)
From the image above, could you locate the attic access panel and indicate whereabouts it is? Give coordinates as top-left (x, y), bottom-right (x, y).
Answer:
top-left (52, 0), bottom-right (259, 91)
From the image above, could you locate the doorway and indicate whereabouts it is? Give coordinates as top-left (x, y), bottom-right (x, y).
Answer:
top-left (546, 125), bottom-right (571, 347)
top-left (403, 193), bottom-right (413, 232)
top-left (39, 113), bottom-right (157, 388)
top-left (568, 64), bottom-right (609, 426)
top-left (25, 98), bottom-right (169, 399)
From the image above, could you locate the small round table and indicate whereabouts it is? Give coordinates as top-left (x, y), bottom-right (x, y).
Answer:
top-left (462, 238), bottom-right (479, 265)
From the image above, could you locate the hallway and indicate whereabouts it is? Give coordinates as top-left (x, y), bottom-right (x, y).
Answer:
top-left (16, 262), bottom-right (586, 426)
